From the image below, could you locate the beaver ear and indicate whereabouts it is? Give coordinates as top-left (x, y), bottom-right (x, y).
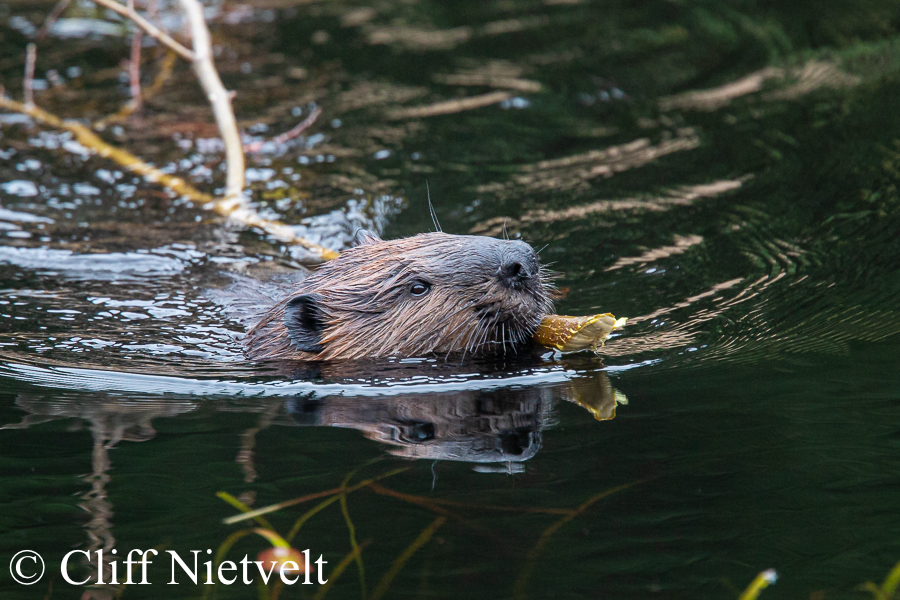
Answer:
top-left (353, 229), bottom-right (382, 247)
top-left (284, 295), bottom-right (325, 353)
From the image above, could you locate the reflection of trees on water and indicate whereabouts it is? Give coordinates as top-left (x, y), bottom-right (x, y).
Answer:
top-left (3, 395), bottom-right (197, 599)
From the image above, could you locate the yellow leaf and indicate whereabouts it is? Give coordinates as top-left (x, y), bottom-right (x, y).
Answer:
top-left (533, 313), bottom-right (627, 352)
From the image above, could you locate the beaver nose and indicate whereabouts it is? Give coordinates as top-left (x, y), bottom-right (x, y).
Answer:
top-left (500, 261), bottom-right (528, 284)
top-left (499, 427), bottom-right (535, 456)
top-left (498, 242), bottom-right (538, 289)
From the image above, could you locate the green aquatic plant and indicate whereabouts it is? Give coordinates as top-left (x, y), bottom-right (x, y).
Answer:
top-left (860, 560), bottom-right (900, 600)
top-left (223, 467), bottom-right (409, 526)
top-left (216, 462), bottom-right (652, 600)
top-left (311, 541), bottom-right (372, 600)
top-left (215, 464), bottom-right (420, 600)
top-left (338, 468), bottom-right (367, 600)
top-left (203, 526), bottom-right (306, 600)
top-left (219, 459), bottom-right (651, 600)
top-left (737, 569), bottom-right (778, 600)
top-left (369, 516), bottom-right (446, 600)
top-left (209, 502), bottom-right (366, 600)
top-left (512, 479), bottom-right (649, 600)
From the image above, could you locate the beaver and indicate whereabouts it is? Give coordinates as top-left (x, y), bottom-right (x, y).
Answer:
top-left (244, 230), bottom-right (553, 361)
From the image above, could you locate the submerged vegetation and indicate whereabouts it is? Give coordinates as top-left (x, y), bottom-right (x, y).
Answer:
top-left (210, 463), bottom-right (898, 600)
top-left (213, 463), bottom-right (645, 600)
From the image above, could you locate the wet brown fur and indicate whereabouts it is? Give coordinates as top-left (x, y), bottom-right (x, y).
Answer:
top-left (244, 232), bottom-right (553, 361)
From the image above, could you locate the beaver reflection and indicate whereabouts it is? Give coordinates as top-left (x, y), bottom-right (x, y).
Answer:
top-left (284, 371), bottom-right (624, 465)
top-left (287, 390), bottom-right (546, 463)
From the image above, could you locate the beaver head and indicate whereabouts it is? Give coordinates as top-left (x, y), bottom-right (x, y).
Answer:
top-left (244, 231), bottom-right (553, 361)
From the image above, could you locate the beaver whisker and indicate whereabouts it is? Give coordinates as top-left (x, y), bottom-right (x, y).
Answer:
top-left (426, 181), bottom-right (442, 233)
top-left (456, 325), bottom-right (477, 362)
top-left (442, 308), bottom-right (482, 351)
top-left (468, 317), bottom-right (497, 356)
top-left (538, 264), bottom-right (559, 285)
top-left (450, 315), bottom-right (478, 363)
top-left (464, 316), bottom-right (488, 355)
top-left (472, 312), bottom-right (500, 354)
top-left (472, 300), bottom-right (534, 355)
top-left (453, 316), bottom-right (488, 362)
top-left (454, 302), bottom-right (500, 358)
top-left (462, 318), bottom-right (482, 353)
top-left (473, 301), bottom-right (498, 314)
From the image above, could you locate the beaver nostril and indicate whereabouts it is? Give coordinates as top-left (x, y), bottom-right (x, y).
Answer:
top-left (499, 261), bottom-right (529, 287)
top-left (397, 420), bottom-right (436, 443)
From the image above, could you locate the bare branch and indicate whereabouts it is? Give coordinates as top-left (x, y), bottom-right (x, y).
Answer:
top-left (90, 0), bottom-right (194, 61)
top-left (386, 90), bottom-right (512, 120)
top-left (244, 105), bottom-right (322, 153)
top-left (0, 95), bottom-right (338, 260)
top-left (0, 95), bottom-right (212, 200)
top-left (23, 43), bottom-right (36, 106)
top-left (36, 0), bottom-right (72, 41)
top-left (145, 49), bottom-right (176, 97)
top-left (4, 0), bottom-right (339, 262)
top-left (178, 0), bottom-right (244, 200)
top-left (128, 31), bottom-right (143, 112)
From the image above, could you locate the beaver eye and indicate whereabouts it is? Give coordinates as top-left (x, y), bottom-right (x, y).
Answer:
top-left (409, 281), bottom-right (431, 297)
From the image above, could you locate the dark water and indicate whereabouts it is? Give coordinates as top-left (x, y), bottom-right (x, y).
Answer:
top-left (2, 1), bottom-right (900, 598)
